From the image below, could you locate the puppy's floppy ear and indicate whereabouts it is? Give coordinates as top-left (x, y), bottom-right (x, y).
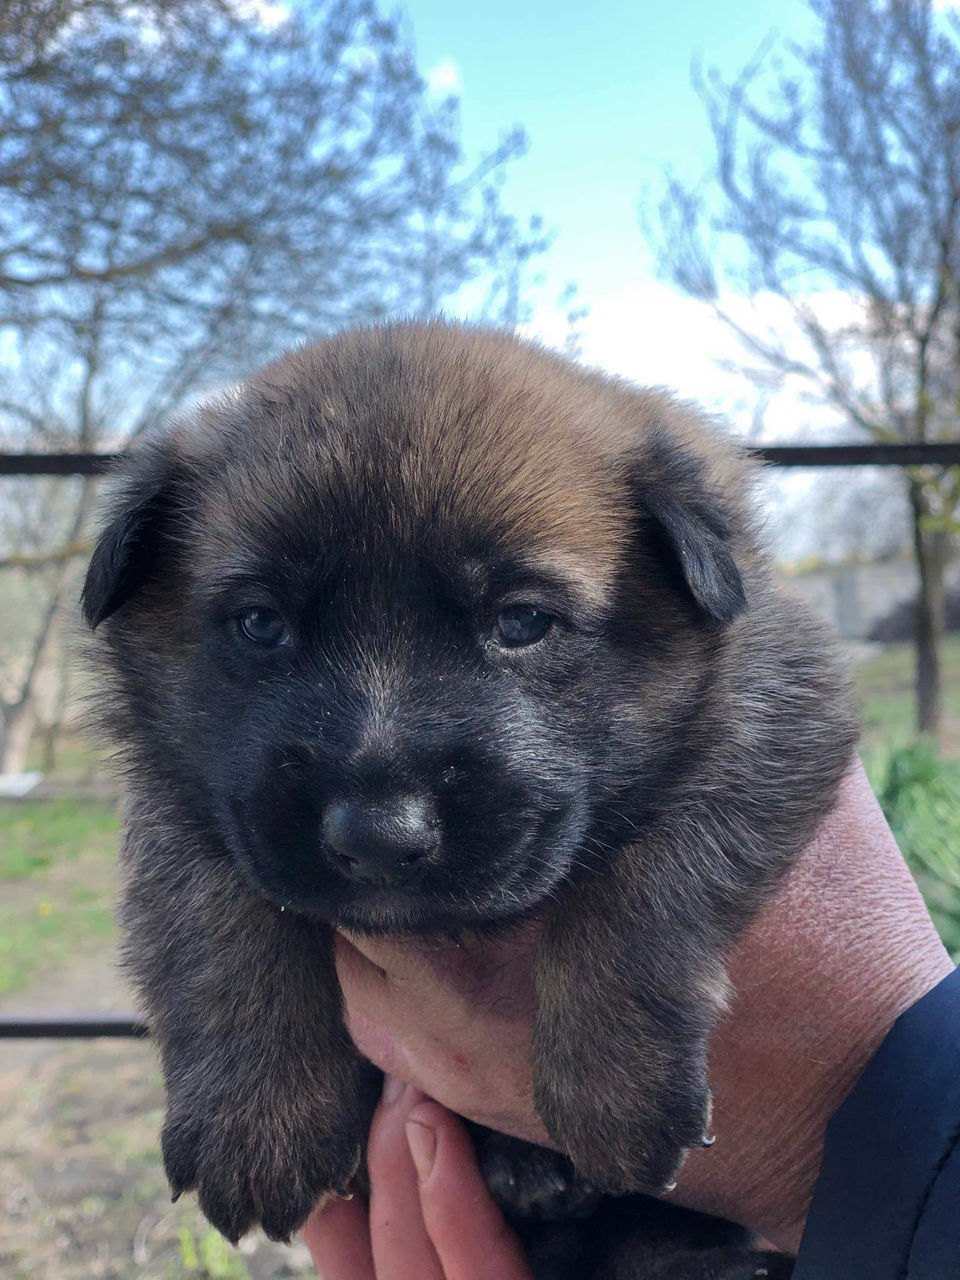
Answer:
top-left (81, 442), bottom-right (181, 629)
top-left (635, 436), bottom-right (747, 626)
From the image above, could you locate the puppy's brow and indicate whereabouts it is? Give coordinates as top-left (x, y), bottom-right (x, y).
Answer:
top-left (197, 570), bottom-right (279, 602)
top-left (194, 568), bottom-right (299, 615)
top-left (493, 557), bottom-right (611, 618)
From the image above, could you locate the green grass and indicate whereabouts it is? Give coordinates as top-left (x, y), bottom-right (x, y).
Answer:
top-left (0, 1038), bottom-right (307, 1279)
top-left (0, 900), bottom-right (115, 996)
top-left (25, 729), bottom-right (113, 782)
top-left (871, 739), bottom-right (960, 958)
top-left (0, 799), bottom-right (118, 879)
top-left (176, 1226), bottom-right (252, 1278)
top-left (0, 799), bottom-right (119, 995)
top-left (855, 634), bottom-right (960, 761)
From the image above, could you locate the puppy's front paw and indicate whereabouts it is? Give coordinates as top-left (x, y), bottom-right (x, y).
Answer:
top-left (471, 1127), bottom-right (601, 1221)
top-left (163, 1093), bottom-right (363, 1243)
top-left (535, 1047), bottom-right (712, 1195)
top-left (686, 1248), bottom-right (793, 1280)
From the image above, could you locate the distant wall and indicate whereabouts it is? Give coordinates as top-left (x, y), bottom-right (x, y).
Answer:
top-left (778, 558), bottom-right (938, 640)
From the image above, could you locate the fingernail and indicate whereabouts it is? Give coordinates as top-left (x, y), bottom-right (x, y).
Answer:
top-left (406, 1119), bottom-right (437, 1182)
top-left (382, 1073), bottom-right (406, 1106)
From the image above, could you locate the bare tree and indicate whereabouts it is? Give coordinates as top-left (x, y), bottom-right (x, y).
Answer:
top-left (652, 0), bottom-right (960, 738)
top-left (0, 0), bottom-right (548, 771)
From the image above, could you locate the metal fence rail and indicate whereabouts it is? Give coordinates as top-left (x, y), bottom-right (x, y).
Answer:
top-left (0, 1015), bottom-right (146, 1038)
top-left (3, 443), bottom-right (960, 476)
top-left (2, 439), bottom-right (959, 1040)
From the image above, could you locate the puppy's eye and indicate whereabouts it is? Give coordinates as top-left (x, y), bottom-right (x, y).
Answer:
top-left (495, 604), bottom-right (552, 647)
top-left (237, 607), bottom-right (288, 647)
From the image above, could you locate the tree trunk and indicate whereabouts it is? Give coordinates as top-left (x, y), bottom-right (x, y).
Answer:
top-left (908, 476), bottom-right (947, 741)
top-left (40, 645), bottom-right (72, 774)
top-left (0, 699), bottom-right (37, 775)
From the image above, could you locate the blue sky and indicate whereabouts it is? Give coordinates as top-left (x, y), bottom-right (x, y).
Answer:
top-left (405, 0), bottom-right (815, 297)
top-left (402, 0), bottom-right (822, 424)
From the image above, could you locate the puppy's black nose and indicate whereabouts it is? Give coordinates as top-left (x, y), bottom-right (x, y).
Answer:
top-left (322, 794), bottom-right (439, 884)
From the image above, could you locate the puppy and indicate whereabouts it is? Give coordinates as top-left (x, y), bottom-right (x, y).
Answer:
top-left (82, 322), bottom-right (856, 1279)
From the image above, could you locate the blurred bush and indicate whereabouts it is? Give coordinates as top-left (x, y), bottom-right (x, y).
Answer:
top-left (869, 589), bottom-right (960, 643)
top-left (875, 740), bottom-right (960, 958)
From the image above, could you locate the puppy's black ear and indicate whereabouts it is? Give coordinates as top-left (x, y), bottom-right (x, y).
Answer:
top-left (81, 444), bottom-right (180, 629)
top-left (636, 440), bottom-right (747, 626)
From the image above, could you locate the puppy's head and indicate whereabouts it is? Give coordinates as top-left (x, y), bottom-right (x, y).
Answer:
top-left (83, 323), bottom-right (755, 934)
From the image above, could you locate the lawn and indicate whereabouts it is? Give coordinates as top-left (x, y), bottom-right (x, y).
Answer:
top-left (0, 1038), bottom-right (315, 1279)
top-left (0, 799), bottom-right (118, 996)
top-left (855, 634), bottom-right (960, 762)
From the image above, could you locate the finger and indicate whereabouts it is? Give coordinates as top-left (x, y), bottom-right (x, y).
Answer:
top-left (336, 925), bottom-right (540, 994)
top-left (406, 1101), bottom-right (532, 1280)
top-left (336, 929), bottom-right (454, 987)
top-left (300, 1194), bottom-right (375, 1280)
top-left (333, 940), bottom-right (415, 1078)
top-left (368, 1077), bottom-right (447, 1280)
top-left (333, 937), bottom-right (484, 1082)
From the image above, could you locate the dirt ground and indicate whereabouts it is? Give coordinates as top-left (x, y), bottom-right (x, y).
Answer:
top-left (0, 950), bottom-right (317, 1279)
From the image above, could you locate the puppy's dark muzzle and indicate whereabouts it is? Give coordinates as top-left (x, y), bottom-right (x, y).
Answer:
top-left (322, 794), bottom-right (440, 886)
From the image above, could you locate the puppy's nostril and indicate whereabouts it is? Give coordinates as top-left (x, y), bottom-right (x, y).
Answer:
top-left (322, 795), bottom-right (438, 884)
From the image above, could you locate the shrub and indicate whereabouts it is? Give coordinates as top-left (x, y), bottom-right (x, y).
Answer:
top-left (868, 589), bottom-right (960, 643)
top-left (875, 740), bottom-right (960, 958)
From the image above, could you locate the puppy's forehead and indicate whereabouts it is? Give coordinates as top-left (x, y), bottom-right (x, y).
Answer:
top-left (189, 325), bottom-right (633, 598)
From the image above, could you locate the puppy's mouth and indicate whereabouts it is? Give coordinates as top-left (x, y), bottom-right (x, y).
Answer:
top-left (225, 793), bottom-right (587, 936)
top-left (337, 801), bottom-right (584, 935)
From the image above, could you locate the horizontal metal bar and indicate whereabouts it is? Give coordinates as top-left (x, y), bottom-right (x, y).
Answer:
top-left (1, 443), bottom-right (959, 475)
top-left (0, 1015), bottom-right (147, 1038)
top-left (753, 443), bottom-right (960, 466)
top-left (0, 452), bottom-right (121, 475)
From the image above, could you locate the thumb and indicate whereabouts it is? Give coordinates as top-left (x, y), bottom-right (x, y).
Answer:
top-left (405, 1102), bottom-right (532, 1280)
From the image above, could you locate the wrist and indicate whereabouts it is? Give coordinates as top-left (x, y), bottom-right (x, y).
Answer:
top-left (671, 762), bottom-right (953, 1252)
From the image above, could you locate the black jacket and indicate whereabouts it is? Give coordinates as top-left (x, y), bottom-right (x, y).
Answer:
top-left (795, 967), bottom-right (960, 1278)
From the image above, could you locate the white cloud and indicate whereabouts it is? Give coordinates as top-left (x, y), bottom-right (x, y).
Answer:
top-left (426, 59), bottom-right (463, 98)
top-left (523, 282), bottom-right (874, 563)
top-left (525, 281), bottom-right (862, 441)
top-left (235, 0), bottom-right (290, 28)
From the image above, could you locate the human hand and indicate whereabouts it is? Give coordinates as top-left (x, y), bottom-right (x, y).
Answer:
top-left (332, 762), bottom-right (952, 1252)
top-left (301, 1075), bottom-right (532, 1279)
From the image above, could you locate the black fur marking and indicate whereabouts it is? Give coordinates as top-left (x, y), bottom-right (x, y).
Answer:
top-left (81, 447), bottom-right (179, 628)
top-left (644, 490), bottom-right (747, 625)
top-left (634, 435), bottom-right (747, 626)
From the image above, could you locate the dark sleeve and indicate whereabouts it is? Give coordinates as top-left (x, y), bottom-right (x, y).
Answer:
top-left (793, 966), bottom-right (960, 1280)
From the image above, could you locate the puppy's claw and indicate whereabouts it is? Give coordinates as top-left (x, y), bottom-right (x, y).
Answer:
top-left (317, 1184), bottom-right (355, 1206)
top-left (700, 1132), bottom-right (717, 1147)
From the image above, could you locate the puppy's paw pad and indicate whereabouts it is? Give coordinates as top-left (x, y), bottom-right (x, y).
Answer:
top-left (723, 1252), bottom-right (794, 1280)
top-left (665, 1248), bottom-right (793, 1280)
top-left (163, 1098), bottom-right (365, 1241)
top-left (540, 1094), bottom-right (705, 1195)
top-left (474, 1130), bottom-right (599, 1221)
top-left (161, 1113), bottom-right (202, 1197)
